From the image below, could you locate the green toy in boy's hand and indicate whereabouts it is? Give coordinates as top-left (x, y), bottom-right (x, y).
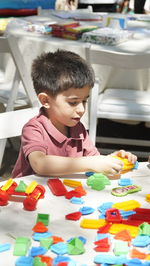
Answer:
top-left (111, 184), bottom-right (141, 197)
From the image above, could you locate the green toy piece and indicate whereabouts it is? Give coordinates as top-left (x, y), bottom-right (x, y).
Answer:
top-left (36, 213), bottom-right (49, 226)
top-left (139, 222), bottom-right (150, 236)
top-left (111, 185), bottom-right (141, 197)
top-left (67, 237), bottom-right (85, 255)
top-left (86, 173), bottom-right (110, 191)
top-left (15, 181), bottom-right (27, 192)
top-left (33, 256), bottom-right (47, 266)
top-left (40, 237), bottom-right (53, 249)
top-left (13, 237), bottom-right (31, 256)
top-left (113, 240), bottom-right (129, 256)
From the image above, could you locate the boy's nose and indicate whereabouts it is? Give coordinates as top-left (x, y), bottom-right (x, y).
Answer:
top-left (77, 103), bottom-right (85, 115)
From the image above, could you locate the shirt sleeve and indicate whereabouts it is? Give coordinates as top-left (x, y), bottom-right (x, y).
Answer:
top-left (22, 120), bottom-right (47, 159)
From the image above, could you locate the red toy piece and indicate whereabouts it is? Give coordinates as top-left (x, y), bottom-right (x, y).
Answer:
top-left (0, 181), bottom-right (45, 211)
top-left (105, 208), bottom-right (122, 223)
top-left (65, 211), bottom-right (82, 221)
top-left (97, 223), bottom-right (111, 233)
top-left (47, 179), bottom-right (67, 196)
top-left (65, 190), bottom-right (82, 199)
top-left (128, 208), bottom-right (150, 223)
top-left (94, 237), bottom-right (111, 252)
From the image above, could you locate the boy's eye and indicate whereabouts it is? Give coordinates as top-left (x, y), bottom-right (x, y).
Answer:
top-left (69, 102), bottom-right (78, 106)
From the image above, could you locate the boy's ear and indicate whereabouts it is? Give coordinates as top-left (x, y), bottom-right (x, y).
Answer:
top-left (38, 93), bottom-right (50, 108)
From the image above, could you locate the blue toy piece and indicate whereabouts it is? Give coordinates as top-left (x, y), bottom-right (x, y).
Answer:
top-left (94, 254), bottom-right (127, 264)
top-left (79, 206), bottom-right (95, 215)
top-left (132, 235), bottom-right (150, 247)
top-left (52, 255), bottom-right (76, 266)
top-left (30, 246), bottom-right (47, 256)
top-left (85, 171), bottom-right (94, 177)
top-left (120, 210), bottom-right (136, 218)
top-left (15, 256), bottom-right (33, 266)
top-left (126, 258), bottom-right (143, 266)
top-left (70, 197), bottom-right (84, 204)
top-left (0, 243), bottom-right (11, 252)
top-left (118, 178), bottom-right (133, 186)
top-left (32, 232), bottom-right (52, 241)
top-left (97, 202), bottom-right (114, 214)
top-left (95, 233), bottom-right (111, 241)
top-left (50, 242), bottom-right (68, 255)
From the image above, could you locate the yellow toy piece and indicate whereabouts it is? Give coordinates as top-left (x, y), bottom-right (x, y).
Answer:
top-left (112, 200), bottom-right (141, 211)
top-left (1, 178), bottom-right (14, 191)
top-left (146, 254), bottom-right (150, 260)
top-left (63, 179), bottom-right (82, 188)
top-left (109, 223), bottom-right (139, 238)
top-left (80, 218), bottom-right (106, 229)
top-left (146, 194), bottom-right (150, 203)
top-left (113, 156), bottom-right (135, 173)
top-left (25, 181), bottom-right (38, 194)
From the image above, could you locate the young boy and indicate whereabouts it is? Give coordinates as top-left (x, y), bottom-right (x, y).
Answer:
top-left (12, 50), bottom-right (137, 179)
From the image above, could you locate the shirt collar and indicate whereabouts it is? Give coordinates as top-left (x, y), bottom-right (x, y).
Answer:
top-left (38, 108), bottom-right (84, 143)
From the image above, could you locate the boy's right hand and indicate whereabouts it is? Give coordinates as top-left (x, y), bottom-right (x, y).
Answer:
top-left (89, 155), bottom-right (123, 179)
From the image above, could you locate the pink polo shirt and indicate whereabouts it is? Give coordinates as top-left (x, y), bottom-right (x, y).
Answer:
top-left (12, 108), bottom-right (100, 178)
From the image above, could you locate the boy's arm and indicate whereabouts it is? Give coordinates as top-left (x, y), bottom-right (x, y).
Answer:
top-left (28, 151), bottom-right (123, 178)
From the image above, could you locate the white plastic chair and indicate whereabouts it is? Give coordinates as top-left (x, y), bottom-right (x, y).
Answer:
top-left (86, 45), bottom-right (150, 158)
top-left (0, 34), bottom-right (40, 168)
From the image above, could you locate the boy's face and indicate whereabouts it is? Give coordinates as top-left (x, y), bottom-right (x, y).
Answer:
top-left (42, 86), bottom-right (90, 135)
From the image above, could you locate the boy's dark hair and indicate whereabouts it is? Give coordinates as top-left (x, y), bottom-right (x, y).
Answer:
top-left (31, 49), bottom-right (95, 96)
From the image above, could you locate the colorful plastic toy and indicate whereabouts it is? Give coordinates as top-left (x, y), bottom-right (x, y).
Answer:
top-left (80, 218), bottom-right (106, 229)
top-left (113, 156), bottom-right (138, 173)
top-left (86, 173), bottom-right (111, 191)
top-left (128, 208), bottom-right (150, 223)
top-left (36, 213), bottom-right (49, 226)
top-left (67, 237), bottom-right (85, 255)
top-left (0, 178), bottom-right (45, 211)
top-left (13, 237), bottom-right (31, 256)
top-left (47, 178), bottom-right (67, 196)
top-left (111, 185), bottom-right (141, 197)
top-left (105, 208), bottom-right (122, 223)
top-left (112, 200), bottom-right (141, 211)
top-left (118, 178), bottom-right (133, 186)
top-left (63, 179), bottom-right (82, 188)
top-left (109, 223), bottom-right (139, 238)
top-left (65, 211), bottom-right (82, 221)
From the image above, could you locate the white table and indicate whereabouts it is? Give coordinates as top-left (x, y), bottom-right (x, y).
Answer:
top-left (5, 13), bottom-right (150, 93)
top-left (0, 161), bottom-right (150, 265)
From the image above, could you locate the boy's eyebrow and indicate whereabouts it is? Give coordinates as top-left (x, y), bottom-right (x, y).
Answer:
top-left (67, 95), bottom-right (89, 100)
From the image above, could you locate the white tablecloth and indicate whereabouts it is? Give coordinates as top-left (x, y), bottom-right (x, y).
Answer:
top-left (0, 161), bottom-right (150, 265)
top-left (5, 13), bottom-right (150, 93)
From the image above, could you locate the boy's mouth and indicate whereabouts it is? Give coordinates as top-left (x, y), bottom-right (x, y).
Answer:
top-left (72, 118), bottom-right (80, 122)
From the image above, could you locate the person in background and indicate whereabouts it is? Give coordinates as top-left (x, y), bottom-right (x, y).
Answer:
top-left (55, 0), bottom-right (78, 10)
top-left (144, 0), bottom-right (150, 13)
top-left (12, 50), bottom-right (137, 179)
top-left (134, 0), bottom-right (146, 13)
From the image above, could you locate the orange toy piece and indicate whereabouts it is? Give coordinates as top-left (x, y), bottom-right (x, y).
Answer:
top-left (74, 186), bottom-right (87, 196)
top-left (37, 255), bottom-right (53, 266)
top-left (51, 236), bottom-right (64, 244)
top-left (114, 229), bottom-right (132, 242)
top-left (32, 222), bottom-right (48, 233)
top-left (130, 248), bottom-right (147, 260)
